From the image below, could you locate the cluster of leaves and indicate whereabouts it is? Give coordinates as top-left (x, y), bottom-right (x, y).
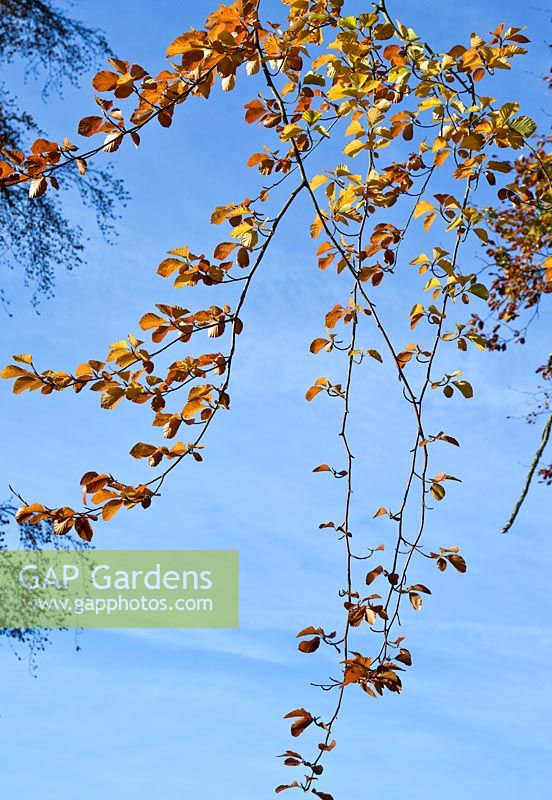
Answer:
top-left (471, 82), bottom-right (551, 524)
top-left (472, 137), bottom-right (551, 349)
top-left (0, 0), bottom-right (543, 795)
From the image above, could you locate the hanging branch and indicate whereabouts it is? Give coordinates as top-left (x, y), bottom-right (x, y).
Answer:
top-left (503, 412), bottom-right (552, 533)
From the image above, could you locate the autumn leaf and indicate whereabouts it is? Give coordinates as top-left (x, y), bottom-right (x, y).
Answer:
top-left (395, 648), bottom-right (412, 666)
top-left (75, 517), bottom-right (94, 542)
top-left (366, 565), bottom-right (383, 585)
top-left (92, 70), bottom-right (119, 91)
top-left (413, 199), bottom-right (435, 219)
top-left (213, 242), bottom-right (237, 260)
top-left (298, 636), bottom-right (320, 653)
top-left (452, 380), bottom-right (474, 399)
top-left (29, 177), bottom-right (47, 199)
top-left (139, 312), bottom-right (166, 330)
top-left (447, 553), bottom-right (467, 573)
top-left (409, 592), bottom-right (423, 611)
top-left (78, 116), bottom-right (104, 137)
top-left (284, 708), bottom-right (314, 738)
top-left (373, 507), bottom-right (388, 518)
top-left (310, 338), bottom-right (330, 354)
top-left (102, 499), bottom-right (123, 521)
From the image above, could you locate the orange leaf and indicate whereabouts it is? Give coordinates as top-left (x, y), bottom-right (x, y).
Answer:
top-left (78, 116), bottom-right (104, 137)
top-left (310, 338), bottom-right (330, 354)
top-left (92, 71), bottom-right (119, 91)
top-left (214, 242), bottom-right (237, 260)
top-left (298, 637), bottom-right (320, 653)
top-left (366, 565), bottom-right (383, 585)
top-left (139, 312), bottom-right (166, 330)
top-left (102, 499), bottom-right (123, 521)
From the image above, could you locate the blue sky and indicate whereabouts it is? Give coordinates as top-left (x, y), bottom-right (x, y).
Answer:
top-left (0, 0), bottom-right (551, 797)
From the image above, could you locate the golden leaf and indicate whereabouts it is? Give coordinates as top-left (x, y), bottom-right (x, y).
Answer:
top-left (139, 312), bottom-right (166, 330)
top-left (413, 199), bottom-right (435, 219)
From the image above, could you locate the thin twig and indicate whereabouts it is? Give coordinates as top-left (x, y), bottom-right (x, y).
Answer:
top-left (502, 412), bottom-right (552, 533)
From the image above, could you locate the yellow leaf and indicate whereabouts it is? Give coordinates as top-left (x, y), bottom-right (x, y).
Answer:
top-left (343, 139), bottom-right (365, 157)
top-left (13, 375), bottom-right (42, 393)
top-left (0, 365), bottom-right (29, 379)
top-left (413, 199), bottom-right (435, 219)
top-left (424, 211), bottom-right (437, 231)
top-left (418, 97), bottom-right (442, 112)
top-left (367, 349), bottom-right (382, 363)
top-left (310, 215), bottom-right (323, 239)
top-left (281, 124), bottom-right (302, 141)
top-left (424, 277), bottom-right (441, 290)
top-left (545, 256), bottom-right (552, 283)
top-left (183, 399), bottom-right (205, 419)
top-left (101, 386), bottom-right (125, 409)
top-left (433, 149), bottom-right (450, 167)
top-left (410, 253), bottom-right (430, 266)
top-left (310, 174), bottom-right (329, 190)
top-left (345, 118), bottom-right (364, 137)
top-left (157, 258), bottom-right (182, 277)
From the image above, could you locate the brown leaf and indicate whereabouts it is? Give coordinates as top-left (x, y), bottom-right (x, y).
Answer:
top-left (409, 592), bottom-right (423, 611)
top-left (53, 517), bottom-right (74, 536)
top-left (284, 708), bottom-right (314, 738)
top-left (78, 116), bottom-right (104, 137)
top-left (395, 647), bottom-right (412, 666)
top-left (15, 503), bottom-right (47, 524)
top-left (75, 517), bottom-right (94, 542)
top-left (298, 637), bottom-right (320, 653)
top-left (213, 242), bottom-right (237, 260)
top-left (447, 554), bottom-right (467, 573)
top-left (366, 565), bottom-right (383, 585)
top-left (318, 739), bottom-right (336, 752)
top-left (129, 442), bottom-right (157, 459)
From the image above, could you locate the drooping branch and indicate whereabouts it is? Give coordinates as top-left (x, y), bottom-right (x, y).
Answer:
top-left (503, 412), bottom-right (552, 533)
